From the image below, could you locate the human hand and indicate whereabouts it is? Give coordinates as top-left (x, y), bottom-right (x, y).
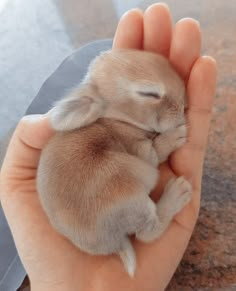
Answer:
top-left (0, 3), bottom-right (217, 291)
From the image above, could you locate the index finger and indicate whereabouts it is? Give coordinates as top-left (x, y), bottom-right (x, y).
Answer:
top-left (113, 9), bottom-right (143, 50)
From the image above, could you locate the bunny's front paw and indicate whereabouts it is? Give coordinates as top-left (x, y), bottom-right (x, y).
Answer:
top-left (153, 124), bottom-right (187, 163)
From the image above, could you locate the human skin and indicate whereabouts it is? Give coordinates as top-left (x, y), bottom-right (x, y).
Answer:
top-left (0, 3), bottom-right (217, 291)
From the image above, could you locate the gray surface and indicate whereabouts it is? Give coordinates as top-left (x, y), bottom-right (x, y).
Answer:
top-left (0, 39), bottom-right (112, 291)
top-left (0, 0), bottom-right (73, 139)
top-left (0, 206), bottom-right (25, 291)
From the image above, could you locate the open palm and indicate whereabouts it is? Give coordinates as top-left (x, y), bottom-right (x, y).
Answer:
top-left (0, 4), bottom-right (216, 291)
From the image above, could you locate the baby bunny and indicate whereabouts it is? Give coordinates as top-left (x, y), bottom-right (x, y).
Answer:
top-left (37, 49), bottom-right (192, 277)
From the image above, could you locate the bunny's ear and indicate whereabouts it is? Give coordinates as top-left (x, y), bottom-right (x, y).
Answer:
top-left (49, 84), bottom-right (106, 131)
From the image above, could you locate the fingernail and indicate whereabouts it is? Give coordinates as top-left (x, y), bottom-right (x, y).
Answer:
top-left (202, 55), bottom-right (217, 64)
top-left (146, 3), bottom-right (170, 13)
top-left (121, 8), bottom-right (143, 19)
top-left (178, 18), bottom-right (200, 27)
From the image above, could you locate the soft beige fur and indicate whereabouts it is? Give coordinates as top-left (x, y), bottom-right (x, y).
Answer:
top-left (37, 49), bottom-right (192, 277)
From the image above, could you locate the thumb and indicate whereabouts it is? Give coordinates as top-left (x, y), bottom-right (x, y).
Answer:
top-left (1, 114), bottom-right (54, 173)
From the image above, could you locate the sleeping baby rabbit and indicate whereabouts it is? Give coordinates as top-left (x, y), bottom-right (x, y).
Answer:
top-left (37, 49), bottom-right (192, 277)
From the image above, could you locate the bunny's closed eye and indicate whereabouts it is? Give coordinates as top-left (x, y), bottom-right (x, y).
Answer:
top-left (137, 91), bottom-right (161, 99)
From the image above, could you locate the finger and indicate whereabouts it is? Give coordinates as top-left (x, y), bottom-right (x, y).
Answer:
top-left (186, 56), bottom-right (217, 151)
top-left (143, 3), bottom-right (172, 57)
top-left (170, 56), bottom-right (217, 185)
top-left (170, 18), bottom-right (201, 80)
top-left (1, 115), bottom-right (54, 172)
top-left (113, 9), bottom-right (143, 49)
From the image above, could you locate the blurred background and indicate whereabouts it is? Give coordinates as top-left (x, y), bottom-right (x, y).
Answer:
top-left (0, 0), bottom-right (235, 290)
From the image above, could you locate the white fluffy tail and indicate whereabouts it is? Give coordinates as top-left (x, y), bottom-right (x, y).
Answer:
top-left (119, 238), bottom-right (136, 277)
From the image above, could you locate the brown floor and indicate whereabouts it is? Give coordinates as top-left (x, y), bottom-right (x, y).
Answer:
top-left (19, 0), bottom-right (236, 289)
